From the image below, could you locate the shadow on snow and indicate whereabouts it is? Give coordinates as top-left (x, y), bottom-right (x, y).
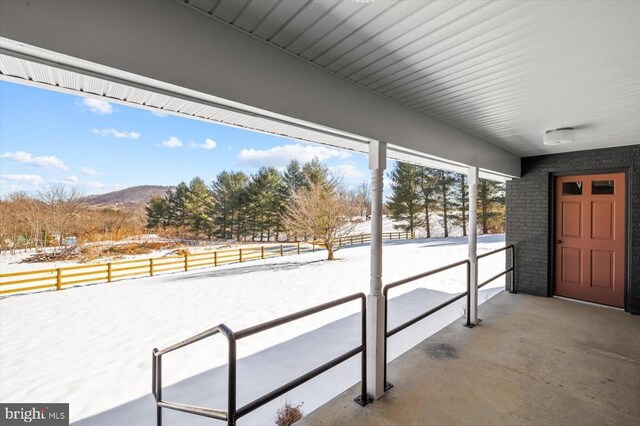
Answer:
top-left (74, 285), bottom-right (503, 426)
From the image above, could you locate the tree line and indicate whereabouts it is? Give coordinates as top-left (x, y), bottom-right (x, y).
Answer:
top-left (145, 158), bottom-right (371, 243)
top-left (0, 159), bottom-right (505, 255)
top-left (387, 162), bottom-right (505, 237)
top-left (0, 185), bottom-right (143, 252)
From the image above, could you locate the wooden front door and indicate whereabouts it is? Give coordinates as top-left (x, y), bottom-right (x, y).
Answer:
top-left (555, 173), bottom-right (625, 307)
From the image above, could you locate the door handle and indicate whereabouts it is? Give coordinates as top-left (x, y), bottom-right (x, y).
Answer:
top-left (557, 240), bottom-right (562, 244)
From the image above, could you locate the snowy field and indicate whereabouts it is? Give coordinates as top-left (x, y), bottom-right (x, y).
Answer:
top-left (0, 217), bottom-right (446, 274)
top-left (0, 234), bottom-right (507, 425)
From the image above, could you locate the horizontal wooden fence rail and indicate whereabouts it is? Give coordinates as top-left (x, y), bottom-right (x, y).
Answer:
top-left (0, 231), bottom-right (414, 296)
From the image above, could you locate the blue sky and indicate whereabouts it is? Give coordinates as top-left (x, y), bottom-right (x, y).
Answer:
top-left (0, 80), bottom-right (371, 196)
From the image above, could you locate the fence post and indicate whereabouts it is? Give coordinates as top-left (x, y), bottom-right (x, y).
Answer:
top-left (261, 246), bottom-right (265, 259)
top-left (150, 258), bottom-right (154, 277)
top-left (184, 253), bottom-right (189, 272)
top-left (107, 263), bottom-right (112, 282)
top-left (361, 234), bottom-right (364, 243)
top-left (297, 242), bottom-right (300, 254)
top-left (56, 268), bottom-right (62, 291)
top-left (280, 244), bottom-right (284, 256)
top-left (239, 249), bottom-right (243, 263)
top-left (214, 251), bottom-right (218, 267)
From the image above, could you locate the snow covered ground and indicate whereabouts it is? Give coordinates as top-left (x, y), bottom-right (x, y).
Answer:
top-left (0, 234), bottom-right (507, 425)
top-left (0, 216), bottom-right (457, 274)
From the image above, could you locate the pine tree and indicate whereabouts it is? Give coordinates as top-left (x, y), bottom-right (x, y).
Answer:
top-left (478, 179), bottom-right (506, 234)
top-left (284, 160), bottom-right (309, 195)
top-left (303, 157), bottom-right (331, 188)
top-left (418, 167), bottom-right (439, 238)
top-left (211, 171), bottom-right (249, 240)
top-left (185, 177), bottom-right (214, 239)
top-left (450, 173), bottom-right (469, 237)
top-left (435, 170), bottom-right (457, 238)
top-left (387, 163), bottom-right (422, 233)
top-left (247, 167), bottom-right (287, 241)
top-left (167, 182), bottom-right (190, 235)
top-left (145, 196), bottom-right (170, 230)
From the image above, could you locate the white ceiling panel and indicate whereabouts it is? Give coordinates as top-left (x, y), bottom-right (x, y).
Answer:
top-left (177, 0), bottom-right (640, 157)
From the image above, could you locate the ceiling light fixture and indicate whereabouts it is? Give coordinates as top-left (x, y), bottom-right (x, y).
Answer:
top-left (543, 127), bottom-right (575, 145)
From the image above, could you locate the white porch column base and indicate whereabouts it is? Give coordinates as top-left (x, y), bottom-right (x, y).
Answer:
top-left (468, 165), bottom-right (479, 325)
top-left (366, 293), bottom-right (386, 398)
top-left (367, 140), bottom-right (386, 398)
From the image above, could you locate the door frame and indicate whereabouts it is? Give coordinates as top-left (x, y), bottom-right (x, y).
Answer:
top-left (548, 167), bottom-right (631, 311)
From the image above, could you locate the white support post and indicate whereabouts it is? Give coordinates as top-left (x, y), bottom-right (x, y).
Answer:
top-left (468, 165), bottom-right (479, 326)
top-left (367, 140), bottom-right (387, 399)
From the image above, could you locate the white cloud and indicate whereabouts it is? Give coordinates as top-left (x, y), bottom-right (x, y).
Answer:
top-left (86, 181), bottom-right (106, 189)
top-left (65, 175), bottom-right (80, 184)
top-left (193, 138), bottom-right (217, 150)
top-left (151, 110), bottom-right (168, 117)
top-left (0, 174), bottom-right (44, 185)
top-left (81, 97), bottom-right (113, 115)
top-left (92, 128), bottom-right (140, 139)
top-left (237, 144), bottom-right (350, 167)
top-left (81, 167), bottom-right (99, 176)
top-left (160, 136), bottom-right (183, 148)
top-left (329, 165), bottom-right (365, 179)
top-left (1, 151), bottom-right (69, 171)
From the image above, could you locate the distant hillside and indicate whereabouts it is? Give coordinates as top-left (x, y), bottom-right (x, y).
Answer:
top-left (84, 185), bottom-right (173, 209)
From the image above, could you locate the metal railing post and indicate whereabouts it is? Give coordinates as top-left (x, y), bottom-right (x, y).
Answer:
top-left (261, 246), bottom-right (265, 259)
top-left (107, 263), bottom-right (112, 282)
top-left (297, 242), bottom-right (300, 254)
top-left (184, 254), bottom-right (189, 272)
top-left (150, 258), bottom-right (154, 277)
top-left (280, 244), bottom-right (284, 256)
top-left (239, 249), bottom-right (243, 263)
top-left (227, 331), bottom-right (237, 426)
top-left (465, 261), bottom-right (472, 327)
top-left (214, 251), bottom-right (218, 267)
top-left (383, 288), bottom-right (389, 389)
top-left (354, 294), bottom-right (371, 406)
top-left (509, 245), bottom-right (517, 293)
top-left (156, 351), bottom-right (162, 426)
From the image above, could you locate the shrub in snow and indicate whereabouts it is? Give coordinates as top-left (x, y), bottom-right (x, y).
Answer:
top-left (275, 400), bottom-right (303, 426)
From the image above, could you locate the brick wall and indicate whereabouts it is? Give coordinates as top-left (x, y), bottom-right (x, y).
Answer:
top-left (506, 145), bottom-right (640, 314)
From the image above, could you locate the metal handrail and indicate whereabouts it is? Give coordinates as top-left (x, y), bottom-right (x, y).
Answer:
top-left (152, 292), bottom-right (369, 426)
top-left (382, 259), bottom-right (471, 388)
top-left (382, 244), bottom-right (516, 387)
top-left (478, 245), bottom-right (516, 293)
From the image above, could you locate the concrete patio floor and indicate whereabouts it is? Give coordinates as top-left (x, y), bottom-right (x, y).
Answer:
top-left (301, 292), bottom-right (640, 426)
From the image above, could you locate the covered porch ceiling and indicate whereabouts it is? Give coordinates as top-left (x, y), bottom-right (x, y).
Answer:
top-left (179, 0), bottom-right (640, 158)
top-left (1, 0), bottom-right (638, 178)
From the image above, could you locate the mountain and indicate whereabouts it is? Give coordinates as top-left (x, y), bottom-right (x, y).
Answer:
top-left (84, 185), bottom-right (173, 209)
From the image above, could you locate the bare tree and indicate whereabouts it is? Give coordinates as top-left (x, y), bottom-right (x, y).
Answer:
top-left (283, 184), bottom-right (358, 261)
top-left (38, 184), bottom-right (85, 246)
top-left (355, 182), bottom-right (371, 219)
top-left (0, 194), bottom-right (25, 253)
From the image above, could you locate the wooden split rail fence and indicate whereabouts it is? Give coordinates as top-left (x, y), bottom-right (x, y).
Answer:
top-left (0, 231), bottom-right (414, 296)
